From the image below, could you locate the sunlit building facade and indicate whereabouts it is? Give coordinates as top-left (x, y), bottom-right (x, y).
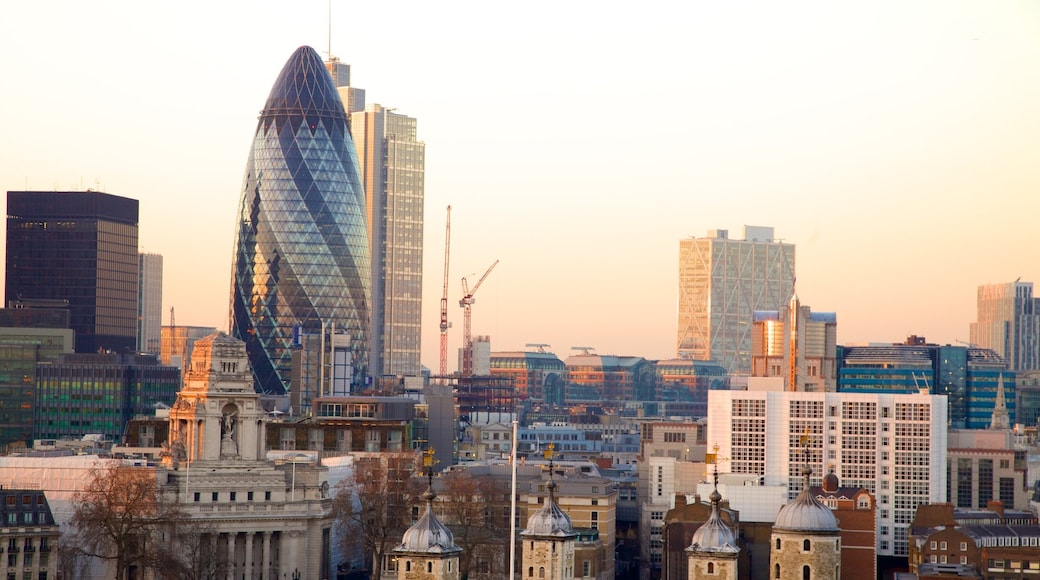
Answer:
top-left (970, 281), bottom-right (1040, 372)
top-left (6, 190), bottom-right (139, 354)
top-left (677, 226), bottom-right (795, 374)
top-left (351, 104), bottom-right (425, 380)
top-left (707, 388), bottom-right (947, 558)
top-left (137, 253), bottom-right (163, 354)
top-left (751, 295), bottom-right (838, 392)
top-left (490, 349), bottom-right (567, 403)
top-left (230, 46), bottom-right (371, 395)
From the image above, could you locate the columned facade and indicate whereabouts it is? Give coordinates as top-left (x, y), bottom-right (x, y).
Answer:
top-left (159, 333), bottom-right (333, 579)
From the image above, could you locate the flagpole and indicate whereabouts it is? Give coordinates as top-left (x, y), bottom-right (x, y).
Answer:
top-left (508, 419), bottom-right (518, 579)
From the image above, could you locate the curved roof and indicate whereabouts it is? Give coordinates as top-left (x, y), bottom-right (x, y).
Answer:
top-left (521, 481), bottom-right (578, 539)
top-left (689, 489), bottom-right (739, 553)
top-left (773, 467), bottom-right (839, 533)
top-left (230, 45), bottom-right (371, 395)
top-left (395, 492), bottom-right (461, 555)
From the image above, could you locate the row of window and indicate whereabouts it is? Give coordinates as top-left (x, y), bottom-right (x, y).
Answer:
top-left (192, 490), bottom-right (271, 503)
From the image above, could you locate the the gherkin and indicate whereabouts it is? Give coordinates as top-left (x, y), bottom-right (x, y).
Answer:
top-left (230, 46), bottom-right (370, 395)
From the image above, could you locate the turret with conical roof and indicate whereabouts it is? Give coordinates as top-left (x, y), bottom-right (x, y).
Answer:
top-left (521, 444), bottom-right (577, 580)
top-left (770, 435), bottom-right (841, 579)
top-left (394, 448), bottom-right (461, 580)
top-left (687, 452), bottom-right (740, 579)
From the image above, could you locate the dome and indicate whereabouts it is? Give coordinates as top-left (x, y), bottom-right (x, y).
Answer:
top-left (396, 494), bottom-right (461, 555)
top-left (522, 481), bottom-right (578, 538)
top-left (773, 468), bottom-right (839, 533)
top-left (821, 470), bottom-right (839, 493)
top-left (689, 490), bottom-right (739, 553)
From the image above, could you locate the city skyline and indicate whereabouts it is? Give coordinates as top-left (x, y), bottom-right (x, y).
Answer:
top-left (2, 2), bottom-right (1039, 371)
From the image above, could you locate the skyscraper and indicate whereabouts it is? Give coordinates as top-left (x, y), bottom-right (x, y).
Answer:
top-left (6, 190), bottom-right (139, 354)
top-left (137, 253), bottom-right (163, 354)
top-left (351, 104), bottom-right (425, 380)
top-left (677, 226), bottom-right (795, 373)
top-left (970, 281), bottom-right (1040, 372)
top-left (327, 57), bottom-right (426, 381)
top-left (230, 46), bottom-right (371, 395)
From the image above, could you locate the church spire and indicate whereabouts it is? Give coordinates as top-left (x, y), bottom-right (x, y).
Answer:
top-left (990, 373), bottom-right (1011, 430)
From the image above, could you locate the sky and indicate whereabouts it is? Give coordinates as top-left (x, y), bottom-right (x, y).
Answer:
top-left (1, 1), bottom-right (1039, 371)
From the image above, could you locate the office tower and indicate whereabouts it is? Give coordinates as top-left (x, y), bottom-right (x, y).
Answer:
top-left (137, 253), bottom-right (163, 354)
top-left (0, 308), bottom-right (73, 448)
top-left (6, 191), bottom-right (140, 354)
top-left (326, 56), bottom-right (366, 115)
top-left (837, 339), bottom-right (1013, 429)
top-left (970, 281), bottom-right (1040, 372)
top-left (351, 103), bottom-right (426, 380)
top-left (678, 226), bottom-right (795, 374)
top-left (230, 46), bottom-right (371, 395)
top-left (33, 352), bottom-right (179, 441)
top-left (751, 294), bottom-right (838, 391)
top-left (708, 387), bottom-right (947, 558)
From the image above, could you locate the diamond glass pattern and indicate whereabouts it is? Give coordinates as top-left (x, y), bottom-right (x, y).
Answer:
top-left (231, 46), bottom-right (370, 395)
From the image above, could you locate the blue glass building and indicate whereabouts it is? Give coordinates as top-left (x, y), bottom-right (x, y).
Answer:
top-left (231, 46), bottom-right (371, 395)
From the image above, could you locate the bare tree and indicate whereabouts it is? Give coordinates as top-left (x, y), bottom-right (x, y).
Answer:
top-left (69, 464), bottom-right (186, 580)
top-left (439, 470), bottom-right (510, 579)
top-left (332, 452), bottom-right (424, 580)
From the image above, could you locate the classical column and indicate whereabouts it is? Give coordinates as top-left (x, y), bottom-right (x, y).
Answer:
top-left (261, 531), bottom-right (272, 580)
top-left (245, 531), bottom-right (255, 579)
top-left (227, 532), bottom-right (236, 580)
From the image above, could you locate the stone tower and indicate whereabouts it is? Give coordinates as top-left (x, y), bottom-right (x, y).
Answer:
top-left (770, 459), bottom-right (841, 580)
top-left (687, 472), bottom-right (739, 579)
top-left (521, 446), bottom-right (578, 580)
top-left (166, 332), bottom-right (266, 464)
top-left (393, 449), bottom-right (462, 580)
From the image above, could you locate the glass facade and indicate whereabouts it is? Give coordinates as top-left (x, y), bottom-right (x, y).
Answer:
top-left (5, 191), bottom-right (139, 354)
top-left (230, 46), bottom-right (371, 395)
top-left (677, 228), bottom-right (795, 373)
top-left (351, 105), bottom-right (425, 379)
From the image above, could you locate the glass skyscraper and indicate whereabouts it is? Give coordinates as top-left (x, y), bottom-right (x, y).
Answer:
top-left (677, 226), bottom-right (795, 373)
top-left (5, 190), bottom-right (140, 354)
top-left (230, 46), bottom-right (371, 395)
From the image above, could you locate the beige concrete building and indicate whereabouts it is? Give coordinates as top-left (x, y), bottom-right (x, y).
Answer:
top-left (0, 488), bottom-right (59, 580)
top-left (159, 333), bottom-right (333, 579)
top-left (947, 428), bottom-right (1030, 510)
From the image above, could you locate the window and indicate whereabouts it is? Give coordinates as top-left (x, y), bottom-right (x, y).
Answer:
top-left (247, 491), bottom-right (254, 501)
top-left (940, 541), bottom-right (947, 550)
top-left (193, 492), bottom-right (200, 502)
top-left (229, 492), bottom-right (236, 502)
top-left (960, 542), bottom-right (967, 551)
top-left (803, 565), bottom-right (810, 580)
top-left (776, 538), bottom-right (781, 550)
top-left (930, 541), bottom-right (937, 550)
top-left (775, 564), bottom-right (780, 579)
top-left (406, 562), bottom-right (411, 572)
top-left (265, 491), bottom-right (271, 501)
top-left (539, 567), bottom-right (545, 578)
top-left (427, 563), bottom-right (432, 574)
top-left (584, 561), bottom-right (591, 576)
top-left (212, 492), bottom-right (218, 502)
top-left (803, 539), bottom-right (811, 551)
top-left (707, 562), bottom-right (715, 574)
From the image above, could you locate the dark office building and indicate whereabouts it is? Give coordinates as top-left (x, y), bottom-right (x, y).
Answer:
top-left (6, 191), bottom-right (139, 354)
top-left (33, 352), bottom-right (179, 442)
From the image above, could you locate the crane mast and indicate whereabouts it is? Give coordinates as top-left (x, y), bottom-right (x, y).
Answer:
top-left (460, 259), bottom-right (499, 377)
top-left (439, 206), bottom-right (452, 376)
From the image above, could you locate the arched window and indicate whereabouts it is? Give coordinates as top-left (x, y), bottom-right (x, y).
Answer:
top-left (775, 538), bottom-right (781, 550)
top-left (803, 539), bottom-right (810, 551)
top-left (427, 562), bottom-right (433, 574)
top-left (529, 567), bottom-right (534, 577)
top-left (803, 564), bottom-right (811, 580)
top-left (405, 561), bottom-right (411, 572)
top-left (707, 562), bottom-right (715, 574)
top-left (774, 563), bottom-right (780, 579)
top-left (539, 567), bottom-right (545, 578)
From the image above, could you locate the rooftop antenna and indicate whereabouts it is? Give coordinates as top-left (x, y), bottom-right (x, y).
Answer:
top-left (328, 0), bottom-right (332, 60)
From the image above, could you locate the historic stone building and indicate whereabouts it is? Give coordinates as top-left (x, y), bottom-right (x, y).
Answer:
top-left (685, 478), bottom-right (740, 580)
top-left (521, 467), bottom-right (578, 580)
top-left (770, 463), bottom-right (841, 580)
top-left (158, 333), bottom-right (333, 579)
top-left (393, 454), bottom-right (462, 580)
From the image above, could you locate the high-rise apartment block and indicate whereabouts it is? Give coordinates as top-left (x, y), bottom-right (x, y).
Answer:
top-left (970, 281), bottom-right (1040, 372)
top-left (137, 253), bottom-right (163, 354)
top-left (328, 56), bottom-right (425, 380)
top-left (707, 387), bottom-right (947, 558)
top-left (230, 47), bottom-right (371, 395)
top-left (678, 226), bottom-right (795, 373)
top-left (6, 191), bottom-right (140, 354)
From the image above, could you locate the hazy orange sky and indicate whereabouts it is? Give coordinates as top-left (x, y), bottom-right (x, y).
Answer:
top-left (2, 1), bottom-right (1038, 371)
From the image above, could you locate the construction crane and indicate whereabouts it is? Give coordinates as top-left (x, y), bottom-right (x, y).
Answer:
top-left (459, 259), bottom-right (499, 377)
top-left (439, 206), bottom-right (452, 376)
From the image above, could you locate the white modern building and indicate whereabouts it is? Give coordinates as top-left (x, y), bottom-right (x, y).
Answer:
top-left (707, 388), bottom-right (947, 557)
